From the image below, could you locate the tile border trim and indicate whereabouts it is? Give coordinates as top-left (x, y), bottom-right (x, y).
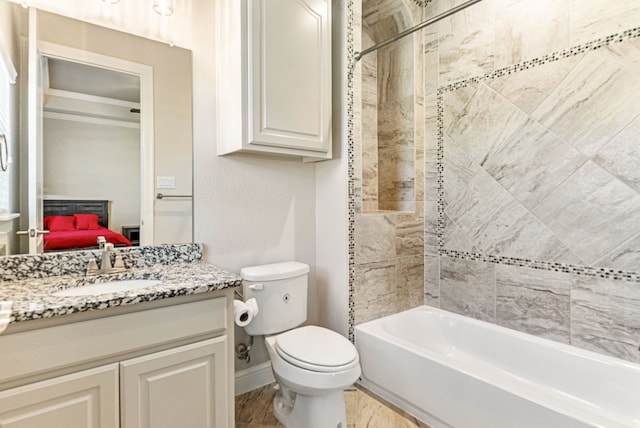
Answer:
top-left (437, 26), bottom-right (640, 284)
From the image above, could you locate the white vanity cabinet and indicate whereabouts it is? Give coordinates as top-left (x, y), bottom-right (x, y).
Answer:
top-left (0, 293), bottom-right (234, 428)
top-left (0, 364), bottom-right (119, 427)
top-left (120, 337), bottom-right (228, 428)
top-left (215, 0), bottom-right (332, 160)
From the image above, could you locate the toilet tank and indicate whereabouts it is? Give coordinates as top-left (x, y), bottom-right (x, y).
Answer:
top-left (241, 261), bottom-right (309, 336)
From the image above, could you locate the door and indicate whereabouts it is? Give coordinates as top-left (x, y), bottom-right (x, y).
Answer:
top-left (0, 364), bottom-right (119, 428)
top-left (120, 337), bottom-right (229, 428)
top-left (19, 8), bottom-right (45, 254)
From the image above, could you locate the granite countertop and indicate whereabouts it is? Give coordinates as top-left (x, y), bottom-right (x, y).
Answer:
top-left (0, 244), bottom-right (242, 325)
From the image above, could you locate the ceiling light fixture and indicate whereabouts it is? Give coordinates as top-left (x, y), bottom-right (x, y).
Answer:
top-left (153, 0), bottom-right (174, 16)
top-left (100, 0), bottom-right (174, 17)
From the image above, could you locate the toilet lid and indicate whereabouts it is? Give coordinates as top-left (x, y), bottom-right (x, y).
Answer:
top-left (275, 326), bottom-right (359, 373)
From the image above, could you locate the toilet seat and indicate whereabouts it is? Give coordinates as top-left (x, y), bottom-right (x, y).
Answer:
top-left (274, 325), bottom-right (359, 373)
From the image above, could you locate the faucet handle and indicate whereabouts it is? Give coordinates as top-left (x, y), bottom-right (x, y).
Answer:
top-left (113, 254), bottom-right (125, 270)
top-left (86, 258), bottom-right (100, 275)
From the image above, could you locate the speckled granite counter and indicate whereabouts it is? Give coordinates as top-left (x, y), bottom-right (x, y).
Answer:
top-left (0, 243), bottom-right (242, 325)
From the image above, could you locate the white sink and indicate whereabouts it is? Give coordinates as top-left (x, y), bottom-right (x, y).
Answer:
top-left (53, 279), bottom-right (162, 297)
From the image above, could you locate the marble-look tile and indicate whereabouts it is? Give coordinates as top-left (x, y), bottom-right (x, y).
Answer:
top-left (446, 83), bottom-right (529, 165)
top-left (532, 161), bottom-right (640, 265)
top-left (487, 54), bottom-right (581, 115)
top-left (496, 265), bottom-right (571, 343)
top-left (355, 386), bottom-right (431, 428)
top-left (362, 136), bottom-right (379, 203)
top-left (415, 148), bottom-right (425, 203)
top-left (396, 206), bottom-right (424, 257)
top-left (355, 213), bottom-right (396, 264)
top-left (362, 0), bottom-right (416, 41)
top-left (436, 0), bottom-right (495, 34)
top-left (494, 0), bottom-right (570, 68)
top-left (424, 200), bottom-right (438, 256)
top-left (569, 0), bottom-right (640, 46)
top-left (593, 116), bottom-right (640, 195)
top-left (441, 83), bottom-right (479, 130)
top-left (397, 255), bottom-right (424, 312)
top-left (594, 233), bottom-right (640, 273)
top-left (423, 30), bottom-right (439, 95)
top-left (423, 94), bottom-right (438, 202)
top-left (236, 384), bottom-right (431, 428)
top-left (354, 260), bottom-right (397, 324)
top-left (439, 22), bottom-right (495, 86)
top-left (362, 102), bottom-right (378, 141)
top-left (361, 37), bottom-right (378, 108)
top-left (440, 257), bottom-right (495, 322)
top-left (481, 118), bottom-right (587, 210)
top-left (378, 38), bottom-right (415, 104)
top-left (235, 384), bottom-right (281, 426)
top-left (442, 135), bottom-right (480, 206)
top-left (442, 214), bottom-right (477, 253)
top-left (378, 97), bottom-right (414, 151)
top-left (571, 276), bottom-right (640, 363)
top-left (424, 255), bottom-right (439, 305)
top-left (378, 147), bottom-right (415, 207)
top-left (445, 167), bottom-right (577, 263)
top-left (531, 47), bottom-right (640, 157)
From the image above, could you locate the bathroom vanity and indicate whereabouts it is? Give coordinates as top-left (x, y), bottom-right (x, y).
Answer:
top-left (0, 244), bottom-right (241, 428)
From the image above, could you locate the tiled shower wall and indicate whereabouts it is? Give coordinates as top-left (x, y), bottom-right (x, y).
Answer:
top-left (353, 0), bottom-right (426, 324)
top-left (351, 0), bottom-right (640, 364)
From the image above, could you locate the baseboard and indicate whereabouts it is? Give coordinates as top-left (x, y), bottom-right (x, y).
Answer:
top-left (234, 361), bottom-right (275, 396)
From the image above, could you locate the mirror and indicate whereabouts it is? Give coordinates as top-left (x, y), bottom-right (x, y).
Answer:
top-left (0, 2), bottom-right (193, 255)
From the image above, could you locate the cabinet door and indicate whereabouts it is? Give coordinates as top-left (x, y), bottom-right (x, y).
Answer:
top-left (247, 0), bottom-right (331, 155)
top-left (0, 364), bottom-right (119, 428)
top-left (120, 336), bottom-right (229, 428)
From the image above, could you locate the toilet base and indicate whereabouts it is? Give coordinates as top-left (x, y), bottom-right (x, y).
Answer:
top-left (272, 385), bottom-right (347, 428)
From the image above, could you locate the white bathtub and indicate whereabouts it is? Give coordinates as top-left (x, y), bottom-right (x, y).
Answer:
top-left (354, 306), bottom-right (640, 428)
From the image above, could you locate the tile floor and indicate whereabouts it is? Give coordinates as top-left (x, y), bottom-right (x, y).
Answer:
top-left (235, 383), bottom-right (431, 428)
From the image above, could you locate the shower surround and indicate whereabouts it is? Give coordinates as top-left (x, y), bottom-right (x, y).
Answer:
top-left (351, 0), bottom-right (640, 364)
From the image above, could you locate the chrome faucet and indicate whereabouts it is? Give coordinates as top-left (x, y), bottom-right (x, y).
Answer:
top-left (86, 236), bottom-right (126, 275)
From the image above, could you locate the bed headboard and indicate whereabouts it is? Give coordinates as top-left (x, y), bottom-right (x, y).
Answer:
top-left (43, 200), bottom-right (110, 229)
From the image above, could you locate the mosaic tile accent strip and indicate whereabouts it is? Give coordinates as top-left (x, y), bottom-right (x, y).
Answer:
top-left (436, 26), bottom-right (640, 284)
top-left (410, 0), bottom-right (433, 7)
top-left (438, 27), bottom-right (640, 94)
top-left (347, 0), bottom-right (359, 343)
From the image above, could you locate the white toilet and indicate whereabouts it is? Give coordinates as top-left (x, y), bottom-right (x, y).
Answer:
top-left (241, 261), bottom-right (361, 428)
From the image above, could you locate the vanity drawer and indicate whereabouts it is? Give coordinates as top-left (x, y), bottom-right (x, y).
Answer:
top-left (0, 296), bottom-right (227, 387)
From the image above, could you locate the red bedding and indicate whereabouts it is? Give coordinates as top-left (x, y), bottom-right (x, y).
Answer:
top-left (44, 227), bottom-right (132, 251)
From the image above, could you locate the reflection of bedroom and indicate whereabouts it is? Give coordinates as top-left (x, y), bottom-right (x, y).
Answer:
top-left (42, 58), bottom-right (141, 250)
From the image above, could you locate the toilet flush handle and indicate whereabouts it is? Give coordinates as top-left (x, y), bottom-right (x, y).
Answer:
top-left (249, 283), bottom-right (264, 291)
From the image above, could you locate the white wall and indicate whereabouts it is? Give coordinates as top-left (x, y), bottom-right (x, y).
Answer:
top-left (315, 0), bottom-right (349, 337)
top-left (43, 118), bottom-right (140, 233)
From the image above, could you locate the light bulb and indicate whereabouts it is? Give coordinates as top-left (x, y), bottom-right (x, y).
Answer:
top-left (153, 0), bottom-right (174, 16)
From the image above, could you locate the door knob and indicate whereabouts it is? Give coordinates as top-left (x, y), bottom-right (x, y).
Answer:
top-left (16, 228), bottom-right (50, 237)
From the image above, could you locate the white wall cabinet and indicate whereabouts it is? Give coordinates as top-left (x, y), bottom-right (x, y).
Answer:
top-left (0, 364), bottom-right (119, 428)
top-left (120, 337), bottom-right (228, 428)
top-left (0, 293), bottom-right (234, 428)
top-left (216, 0), bottom-right (332, 160)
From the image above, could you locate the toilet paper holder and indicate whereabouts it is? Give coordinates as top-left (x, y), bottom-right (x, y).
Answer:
top-left (233, 298), bottom-right (259, 327)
